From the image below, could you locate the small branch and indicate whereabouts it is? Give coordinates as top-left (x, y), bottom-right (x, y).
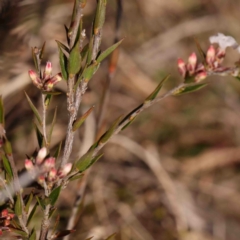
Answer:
top-left (39, 180), bottom-right (50, 240)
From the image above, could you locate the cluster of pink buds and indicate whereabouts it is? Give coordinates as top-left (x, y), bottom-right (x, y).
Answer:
top-left (25, 147), bottom-right (72, 187)
top-left (177, 33), bottom-right (240, 82)
top-left (0, 209), bottom-right (14, 235)
top-left (28, 62), bottom-right (62, 91)
top-left (177, 53), bottom-right (207, 82)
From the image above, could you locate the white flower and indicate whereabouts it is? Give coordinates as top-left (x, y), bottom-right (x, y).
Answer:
top-left (209, 33), bottom-right (239, 52)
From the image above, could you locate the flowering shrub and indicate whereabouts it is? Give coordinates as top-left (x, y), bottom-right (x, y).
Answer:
top-left (0, 1), bottom-right (240, 239)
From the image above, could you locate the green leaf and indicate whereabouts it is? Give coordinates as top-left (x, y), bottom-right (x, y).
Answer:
top-left (96, 39), bottom-right (123, 64)
top-left (173, 83), bottom-right (207, 95)
top-left (8, 227), bottom-right (28, 238)
top-left (93, 0), bottom-right (107, 35)
top-left (81, 63), bottom-right (99, 83)
top-left (68, 40), bottom-right (82, 76)
top-left (25, 92), bottom-right (42, 125)
top-left (29, 228), bottom-right (36, 240)
top-left (34, 124), bottom-right (44, 148)
top-left (2, 154), bottom-right (13, 178)
top-left (42, 91), bottom-right (62, 96)
top-left (235, 76), bottom-right (240, 81)
top-left (48, 107), bottom-right (57, 144)
top-left (25, 192), bottom-right (33, 214)
top-left (55, 40), bottom-right (69, 53)
top-left (49, 186), bottom-right (61, 206)
top-left (72, 106), bottom-right (94, 131)
top-left (145, 75), bottom-right (169, 102)
top-left (121, 117), bottom-right (136, 131)
top-left (3, 140), bottom-right (12, 155)
top-left (57, 42), bottom-right (68, 80)
top-left (87, 37), bottom-right (94, 64)
top-left (97, 115), bottom-right (123, 144)
top-left (104, 233), bottom-right (117, 240)
top-left (36, 196), bottom-right (45, 210)
top-left (0, 96), bottom-right (5, 125)
top-left (14, 194), bottom-right (22, 217)
top-left (44, 94), bottom-right (52, 109)
top-left (76, 151), bottom-right (103, 172)
top-left (81, 43), bottom-right (89, 60)
top-left (27, 202), bottom-right (38, 226)
top-left (68, 173), bottom-right (83, 182)
top-left (49, 207), bottom-right (56, 219)
top-left (40, 41), bottom-right (46, 60)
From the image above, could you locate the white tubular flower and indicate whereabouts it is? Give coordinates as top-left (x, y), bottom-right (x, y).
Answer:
top-left (209, 33), bottom-right (239, 51)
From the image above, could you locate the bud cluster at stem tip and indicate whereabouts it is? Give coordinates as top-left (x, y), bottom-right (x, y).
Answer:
top-left (28, 61), bottom-right (62, 91)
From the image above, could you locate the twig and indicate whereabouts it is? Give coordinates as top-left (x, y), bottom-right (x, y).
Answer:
top-left (39, 180), bottom-right (51, 240)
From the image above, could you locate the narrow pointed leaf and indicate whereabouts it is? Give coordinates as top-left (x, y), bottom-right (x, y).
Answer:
top-left (25, 92), bottom-right (42, 125)
top-left (68, 173), bottom-right (83, 182)
top-left (72, 106), bottom-right (94, 131)
top-left (3, 140), bottom-right (12, 155)
top-left (96, 39), bottom-right (123, 64)
top-left (82, 63), bottom-right (99, 82)
top-left (68, 40), bottom-right (82, 76)
top-left (48, 107), bottom-right (57, 144)
top-left (34, 124), bottom-right (44, 148)
top-left (121, 117), bottom-right (136, 131)
top-left (44, 94), bottom-right (52, 109)
top-left (14, 194), bottom-right (22, 217)
top-left (49, 207), bottom-right (56, 219)
top-left (29, 228), bottom-right (36, 240)
top-left (76, 151), bottom-right (103, 172)
top-left (0, 96), bottom-right (5, 124)
top-left (42, 91), bottom-right (62, 96)
top-left (40, 41), bottom-right (46, 60)
top-left (2, 154), bottom-right (13, 178)
top-left (36, 196), bottom-right (45, 210)
top-left (93, 0), bottom-right (107, 35)
top-left (145, 75), bottom-right (169, 102)
top-left (55, 40), bottom-right (69, 53)
top-left (173, 83), bottom-right (207, 95)
top-left (27, 202), bottom-right (38, 226)
top-left (25, 192), bottom-right (33, 214)
top-left (87, 37), bottom-right (94, 64)
top-left (49, 186), bottom-right (61, 206)
top-left (8, 228), bottom-right (28, 238)
top-left (98, 115), bottom-right (123, 144)
top-left (57, 42), bottom-right (68, 80)
top-left (81, 43), bottom-right (89, 60)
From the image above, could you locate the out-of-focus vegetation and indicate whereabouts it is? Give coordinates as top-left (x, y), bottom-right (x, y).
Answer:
top-left (1, 0), bottom-right (240, 239)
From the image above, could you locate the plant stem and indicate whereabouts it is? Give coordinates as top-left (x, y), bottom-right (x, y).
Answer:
top-left (42, 94), bottom-right (48, 146)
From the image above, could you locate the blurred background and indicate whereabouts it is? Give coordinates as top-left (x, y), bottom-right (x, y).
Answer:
top-left (1, 0), bottom-right (240, 239)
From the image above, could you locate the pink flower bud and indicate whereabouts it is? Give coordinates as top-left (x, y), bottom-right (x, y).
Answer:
top-left (195, 71), bottom-right (207, 82)
top-left (44, 73), bottom-right (62, 91)
top-left (1, 209), bottom-right (8, 218)
top-left (48, 168), bottom-right (57, 182)
top-left (58, 163), bottom-right (72, 178)
top-left (177, 58), bottom-right (186, 78)
top-left (216, 47), bottom-right (225, 63)
top-left (36, 147), bottom-right (47, 165)
top-left (44, 157), bottom-right (55, 170)
top-left (187, 52), bottom-right (197, 75)
top-left (37, 175), bottom-right (45, 186)
top-left (25, 159), bottom-right (34, 171)
top-left (206, 45), bottom-right (216, 66)
top-left (28, 70), bottom-right (42, 88)
top-left (43, 61), bottom-right (52, 80)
